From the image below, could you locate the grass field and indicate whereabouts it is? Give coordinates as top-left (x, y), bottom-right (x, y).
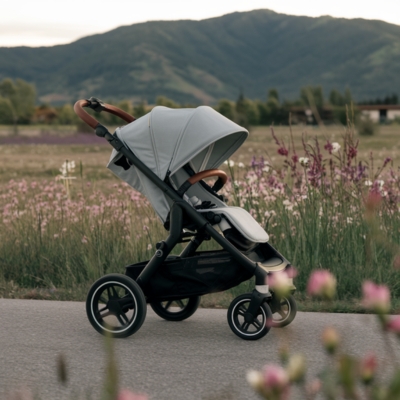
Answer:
top-left (1, 122), bottom-right (400, 312)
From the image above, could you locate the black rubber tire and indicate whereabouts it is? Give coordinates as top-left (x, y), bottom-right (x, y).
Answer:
top-left (150, 296), bottom-right (201, 321)
top-left (269, 294), bottom-right (297, 328)
top-left (86, 274), bottom-right (147, 338)
top-left (227, 293), bottom-right (272, 340)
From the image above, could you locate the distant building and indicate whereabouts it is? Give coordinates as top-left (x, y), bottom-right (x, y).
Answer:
top-left (357, 105), bottom-right (400, 123)
top-left (290, 104), bottom-right (400, 124)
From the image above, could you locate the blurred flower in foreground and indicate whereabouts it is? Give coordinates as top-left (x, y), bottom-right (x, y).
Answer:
top-left (359, 353), bottom-right (377, 385)
top-left (286, 353), bottom-right (306, 383)
top-left (322, 327), bottom-right (340, 354)
top-left (117, 389), bottom-right (148, 400)
top-left (268, 270), bottom-right (292, 298)
top-left (247, 365), bottom-right (289, 400)
top-left (361, 281), bottom-right (390, 314)
top-left (386, 315), bottom-right (400, 335)
top-left (307, 270), bottom-right (337, 300)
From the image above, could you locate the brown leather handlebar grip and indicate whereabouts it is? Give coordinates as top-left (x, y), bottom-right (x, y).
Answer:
top-left (73, 99), bottom-right (136, 130)
top-left (188, 169), bottom-right (228, 186)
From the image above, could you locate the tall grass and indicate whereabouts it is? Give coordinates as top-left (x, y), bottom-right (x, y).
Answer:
top-left (1, 122), bottom-right (400, 302)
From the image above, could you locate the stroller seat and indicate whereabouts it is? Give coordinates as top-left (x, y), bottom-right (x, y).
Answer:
top-left (197, 206), bottom-right (269, 243)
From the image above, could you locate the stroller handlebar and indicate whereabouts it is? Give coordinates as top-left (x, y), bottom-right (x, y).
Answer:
top-left (74, 98), bottom-right (136, 130)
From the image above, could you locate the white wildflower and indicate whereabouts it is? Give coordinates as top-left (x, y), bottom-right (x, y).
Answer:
top-left (299, 157), bottom-right (309, 167)
top-left (365, 180), bottom-right (373, 186)
top-left (331, 142), bottom-right (341, 153)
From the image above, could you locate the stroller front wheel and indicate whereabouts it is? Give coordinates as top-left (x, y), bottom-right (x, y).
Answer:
top-left (150, 296), bottom-right (201, 321)
top-left (86, 274), bottom-right (147, 338)
top-left (269, 294), bottom-right (297, 328)
top-left (227, 293), bottom-right (272, 340)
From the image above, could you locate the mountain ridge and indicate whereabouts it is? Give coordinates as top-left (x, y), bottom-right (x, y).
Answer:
top-left (1, 9), bottom-right (399, 104)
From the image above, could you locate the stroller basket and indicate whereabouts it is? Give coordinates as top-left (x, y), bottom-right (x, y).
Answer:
top-left (126, 250), bottom-right (253, 302)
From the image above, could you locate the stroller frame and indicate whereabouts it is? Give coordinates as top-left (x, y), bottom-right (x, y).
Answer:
top-left (75, 98), bottom-right (296, 340)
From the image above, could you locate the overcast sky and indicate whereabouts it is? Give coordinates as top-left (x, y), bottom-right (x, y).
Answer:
top-left (2, 0), bottom-right (400, 47)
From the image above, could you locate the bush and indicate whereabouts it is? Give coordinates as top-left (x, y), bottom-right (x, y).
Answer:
top-left (357, 115), bottom-right (378, 136)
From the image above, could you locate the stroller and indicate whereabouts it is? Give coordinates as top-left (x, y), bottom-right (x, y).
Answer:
top-left (74, 97), bottom-right (297, 341)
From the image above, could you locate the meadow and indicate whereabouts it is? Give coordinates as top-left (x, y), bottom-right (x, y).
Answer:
top-left (1, 122), bottom-right (400, 311)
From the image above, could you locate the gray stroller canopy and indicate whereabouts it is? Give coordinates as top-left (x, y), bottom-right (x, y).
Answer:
top-left (107, 106), bottom-right (248, 221)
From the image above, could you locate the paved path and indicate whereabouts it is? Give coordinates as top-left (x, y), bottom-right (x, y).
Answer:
top-left (0, 299), bottom-right (398, 399)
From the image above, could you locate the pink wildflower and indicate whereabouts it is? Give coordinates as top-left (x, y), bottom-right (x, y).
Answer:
top-left (260, 365), bottom-right (290, 399)
top-left (359, 353), bottom-right (377, 384)
top-left (361, 281), bottom-right (390, 313)
top-left (322, 327), bottom-right (340, 354)
top-left (348, 146), bottom-right (358, 159)
top-left (307, 270), bottom-right (337, 299)
top-left (324, 141), bottom-right (333, 154)
top-left (278, 147), bottom-right (289, 156)
top-left (386, 316), bottom-right (400, 335)
top-left (117, 389), bottom-right (148, 400)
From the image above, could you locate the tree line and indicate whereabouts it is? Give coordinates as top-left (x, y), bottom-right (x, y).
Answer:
top-left (0, 78), bottom-right (398, 128)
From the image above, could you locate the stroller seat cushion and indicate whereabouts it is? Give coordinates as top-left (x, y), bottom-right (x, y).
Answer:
top-left (198, 207), bottom-right (269, 243)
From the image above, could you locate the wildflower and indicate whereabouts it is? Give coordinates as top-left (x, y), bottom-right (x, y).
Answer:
top-left (347, 217), bottom-right (353, 224)
top-left (147, 244), bottom-right (152, 251)
top-left (331, 142), bottom-right (341, 153)
top-left (291, 154), bottom-right (298, 163)
top-left (364, 180), bottom-right (373, 186)
top-left (247, 365), bottom-right (289, 399)
top-left (322, 327), bottom-right (339, 354)
top-left (324, 141), bottom-right (333, 154)
top-left (117, 389), bottom-right (148, 400)
top-left (286, 354), bottom-right (306, 383)
top-left (246, 370), bottom-right (264, 392)
top-left (307, 270), bottom-right (337, 300)
top-left (299, 157), bottom-right (309, 167)
top-left (348, 146), bottom-right (357, 158)
top-left (278, 147), bottom-right (289, 156)
top-left (386, 316), bottom-right (400, 335)
top-left (262, 365), bottom-right (289, 397)
top-left (377, 180), bottom-right (384, 188)
top-left (268, 270), bottom-right (292, 298)
top-left (361, 281), bottom-right (390, 314)
top-left (81, 236), bottom-right (88, 244)
top-left (383, 157), bottom-right (392, 167)
top-left (54, 234), bottom-right (59, 238)
top-left (365, 191), bottom-right (382, 214)
top-left (238, 162), bottom-right (245, 168)
top-left (359, 353), bottom-right (377, 385)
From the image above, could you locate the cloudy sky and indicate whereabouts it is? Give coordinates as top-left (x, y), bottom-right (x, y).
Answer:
top-left (2, 0), bottom-right (400, 47)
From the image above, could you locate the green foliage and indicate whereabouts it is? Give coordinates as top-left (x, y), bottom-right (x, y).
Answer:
top-left (300, 85), bottom-right (324, 109)
top-left (0, 96), bottom-right (14, 124)
top-left (216, 99), bottom-right (236, 121)
top-left (357, 115), bottom-right (378, 136)
top-left (0, 78), bottom-right (36, 125)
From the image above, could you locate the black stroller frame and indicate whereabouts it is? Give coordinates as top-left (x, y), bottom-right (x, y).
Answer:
top-left (75, 98), bottom-right (297, 340)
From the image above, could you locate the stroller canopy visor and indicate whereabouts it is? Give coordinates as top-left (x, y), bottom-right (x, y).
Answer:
top-left (108, 106), bottom-right (248, 220)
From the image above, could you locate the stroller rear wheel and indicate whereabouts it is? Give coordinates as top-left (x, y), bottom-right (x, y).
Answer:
top-left (269, 294), bottom-right (297, 328)
top-left (227, 293), bottom-right (272, 340)
top-left (86, 274), bottom-right (147, 338)
top-left (150, 296), bottom-right (201, 321)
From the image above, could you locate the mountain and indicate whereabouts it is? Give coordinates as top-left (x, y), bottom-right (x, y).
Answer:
top-left (1, 10), bottom-right (399, 105)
